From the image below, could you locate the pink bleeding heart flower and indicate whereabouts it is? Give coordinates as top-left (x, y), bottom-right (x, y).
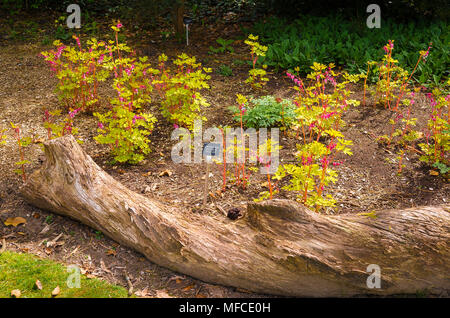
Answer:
top-left (389, 40), bottom-right (394, 50)
top-left (321, 111), bottom-right (336, 120)
top-left (69, 108), bottom-right (81, 118)
top-left (56, 45), bottom-right (65, 59)
top-left (320, 157), bottom-right (329, 168)
top-left (327, 142), bottom-right (336, 151)
top-left (422, 43), bottom-right (432, 59)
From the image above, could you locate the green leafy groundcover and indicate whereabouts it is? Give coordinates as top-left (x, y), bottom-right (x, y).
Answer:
top-left (249, 15), bottom-right (449, 84)
top-left (0, 251), bottom-right (130, 298)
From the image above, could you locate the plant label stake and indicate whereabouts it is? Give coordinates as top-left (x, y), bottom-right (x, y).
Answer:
top-left (183, 17), bottom-right (193, 46)
top-left (202, 142), bottom-right (221, 206)
top-left (203, 154), bottom-right (211, 206)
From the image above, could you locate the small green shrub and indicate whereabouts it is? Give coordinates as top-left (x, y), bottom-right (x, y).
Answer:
top-left (229, 95), bottom-right (296, 128)
top-left (217, 65), bottom-right (233, 76)
top-left (209, 37), bottom-right (234, 54)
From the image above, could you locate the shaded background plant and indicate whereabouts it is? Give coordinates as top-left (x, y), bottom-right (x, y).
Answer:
top-left (246, 15), bottom-right (448, 86)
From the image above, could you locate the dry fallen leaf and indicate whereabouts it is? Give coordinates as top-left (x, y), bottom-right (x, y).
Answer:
top-left (11, 289), bottom-right (21, 298)
top-left (183, 284), bottom-right (195, 292)
top-left (429, 170), bottom-right (439, 176)
top-left (39, 224), bottom-right (51, 235)
top-left (155, 289), bottom-right (172, 298)
top-left (51, 286), bottom-right (60, 297)
top-left (216, 190), bottom-right (224, 197)
top-left (46, 233), bottom-right (63, 248)
top-left (168, 275), bottom-right (185, 284)
top-left (4, 217), bottom-right (27, 227)
top-left (35, 280), bottom-right (43, 290)
top-left (134, 288), bottom-right (151, 298)
top-left (106, 249), bottom-right (117, 256)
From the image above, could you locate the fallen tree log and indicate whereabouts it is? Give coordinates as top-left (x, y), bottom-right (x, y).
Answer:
top-left (20, 136), bottom-right (450, 297)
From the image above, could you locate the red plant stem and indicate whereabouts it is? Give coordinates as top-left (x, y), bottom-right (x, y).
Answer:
top-left (433, 121), bottom-right (438, 161)
top-left (309, 125), bottom-right (314, 142)
top-left (363, 63), bottom-right (371, 107)
top-left (267, 172), bottom-right (273, 200)
top-left (388, 120), bottom-right (397, 145)
top-left (317, 158), bottom-right (328, 198)
top-left (405, 144), bottom-right (424, 155)
top-left (115, 30), bottom-right (122, 76)
top-left (376, 67), bottom-right (382, 106)
top-left (393, 55), bottom-right (423, 112)
top-left (397, 103), bottom-right (414, 173)
top-left (240, 109), bottom-right (246, 188)
top-left (398, 150), bottom-right (404, 174)
top-left (386, 48), bottom-right (392, 110)
top-left (300, 120), bottom-right (306, 144)
top-left (302, 163), bottom-right (313, 203)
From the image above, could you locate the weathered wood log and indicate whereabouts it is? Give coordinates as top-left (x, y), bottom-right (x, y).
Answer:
top-left (20, 136), bottom-right (450, 297)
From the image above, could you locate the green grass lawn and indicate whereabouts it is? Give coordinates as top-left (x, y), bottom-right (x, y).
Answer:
top-left (0, 251), bottom-right (130, 298)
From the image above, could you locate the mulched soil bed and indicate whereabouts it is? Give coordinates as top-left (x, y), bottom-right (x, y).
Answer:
top-left (0, 21), bottom-right (448, 297)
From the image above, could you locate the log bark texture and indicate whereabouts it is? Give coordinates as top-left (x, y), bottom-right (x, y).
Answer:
top-left (20, 136), bottom-right (450, 297)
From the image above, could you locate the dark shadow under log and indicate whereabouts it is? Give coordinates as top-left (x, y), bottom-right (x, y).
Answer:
top-left (20, 136), bottom-right (450, 296)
